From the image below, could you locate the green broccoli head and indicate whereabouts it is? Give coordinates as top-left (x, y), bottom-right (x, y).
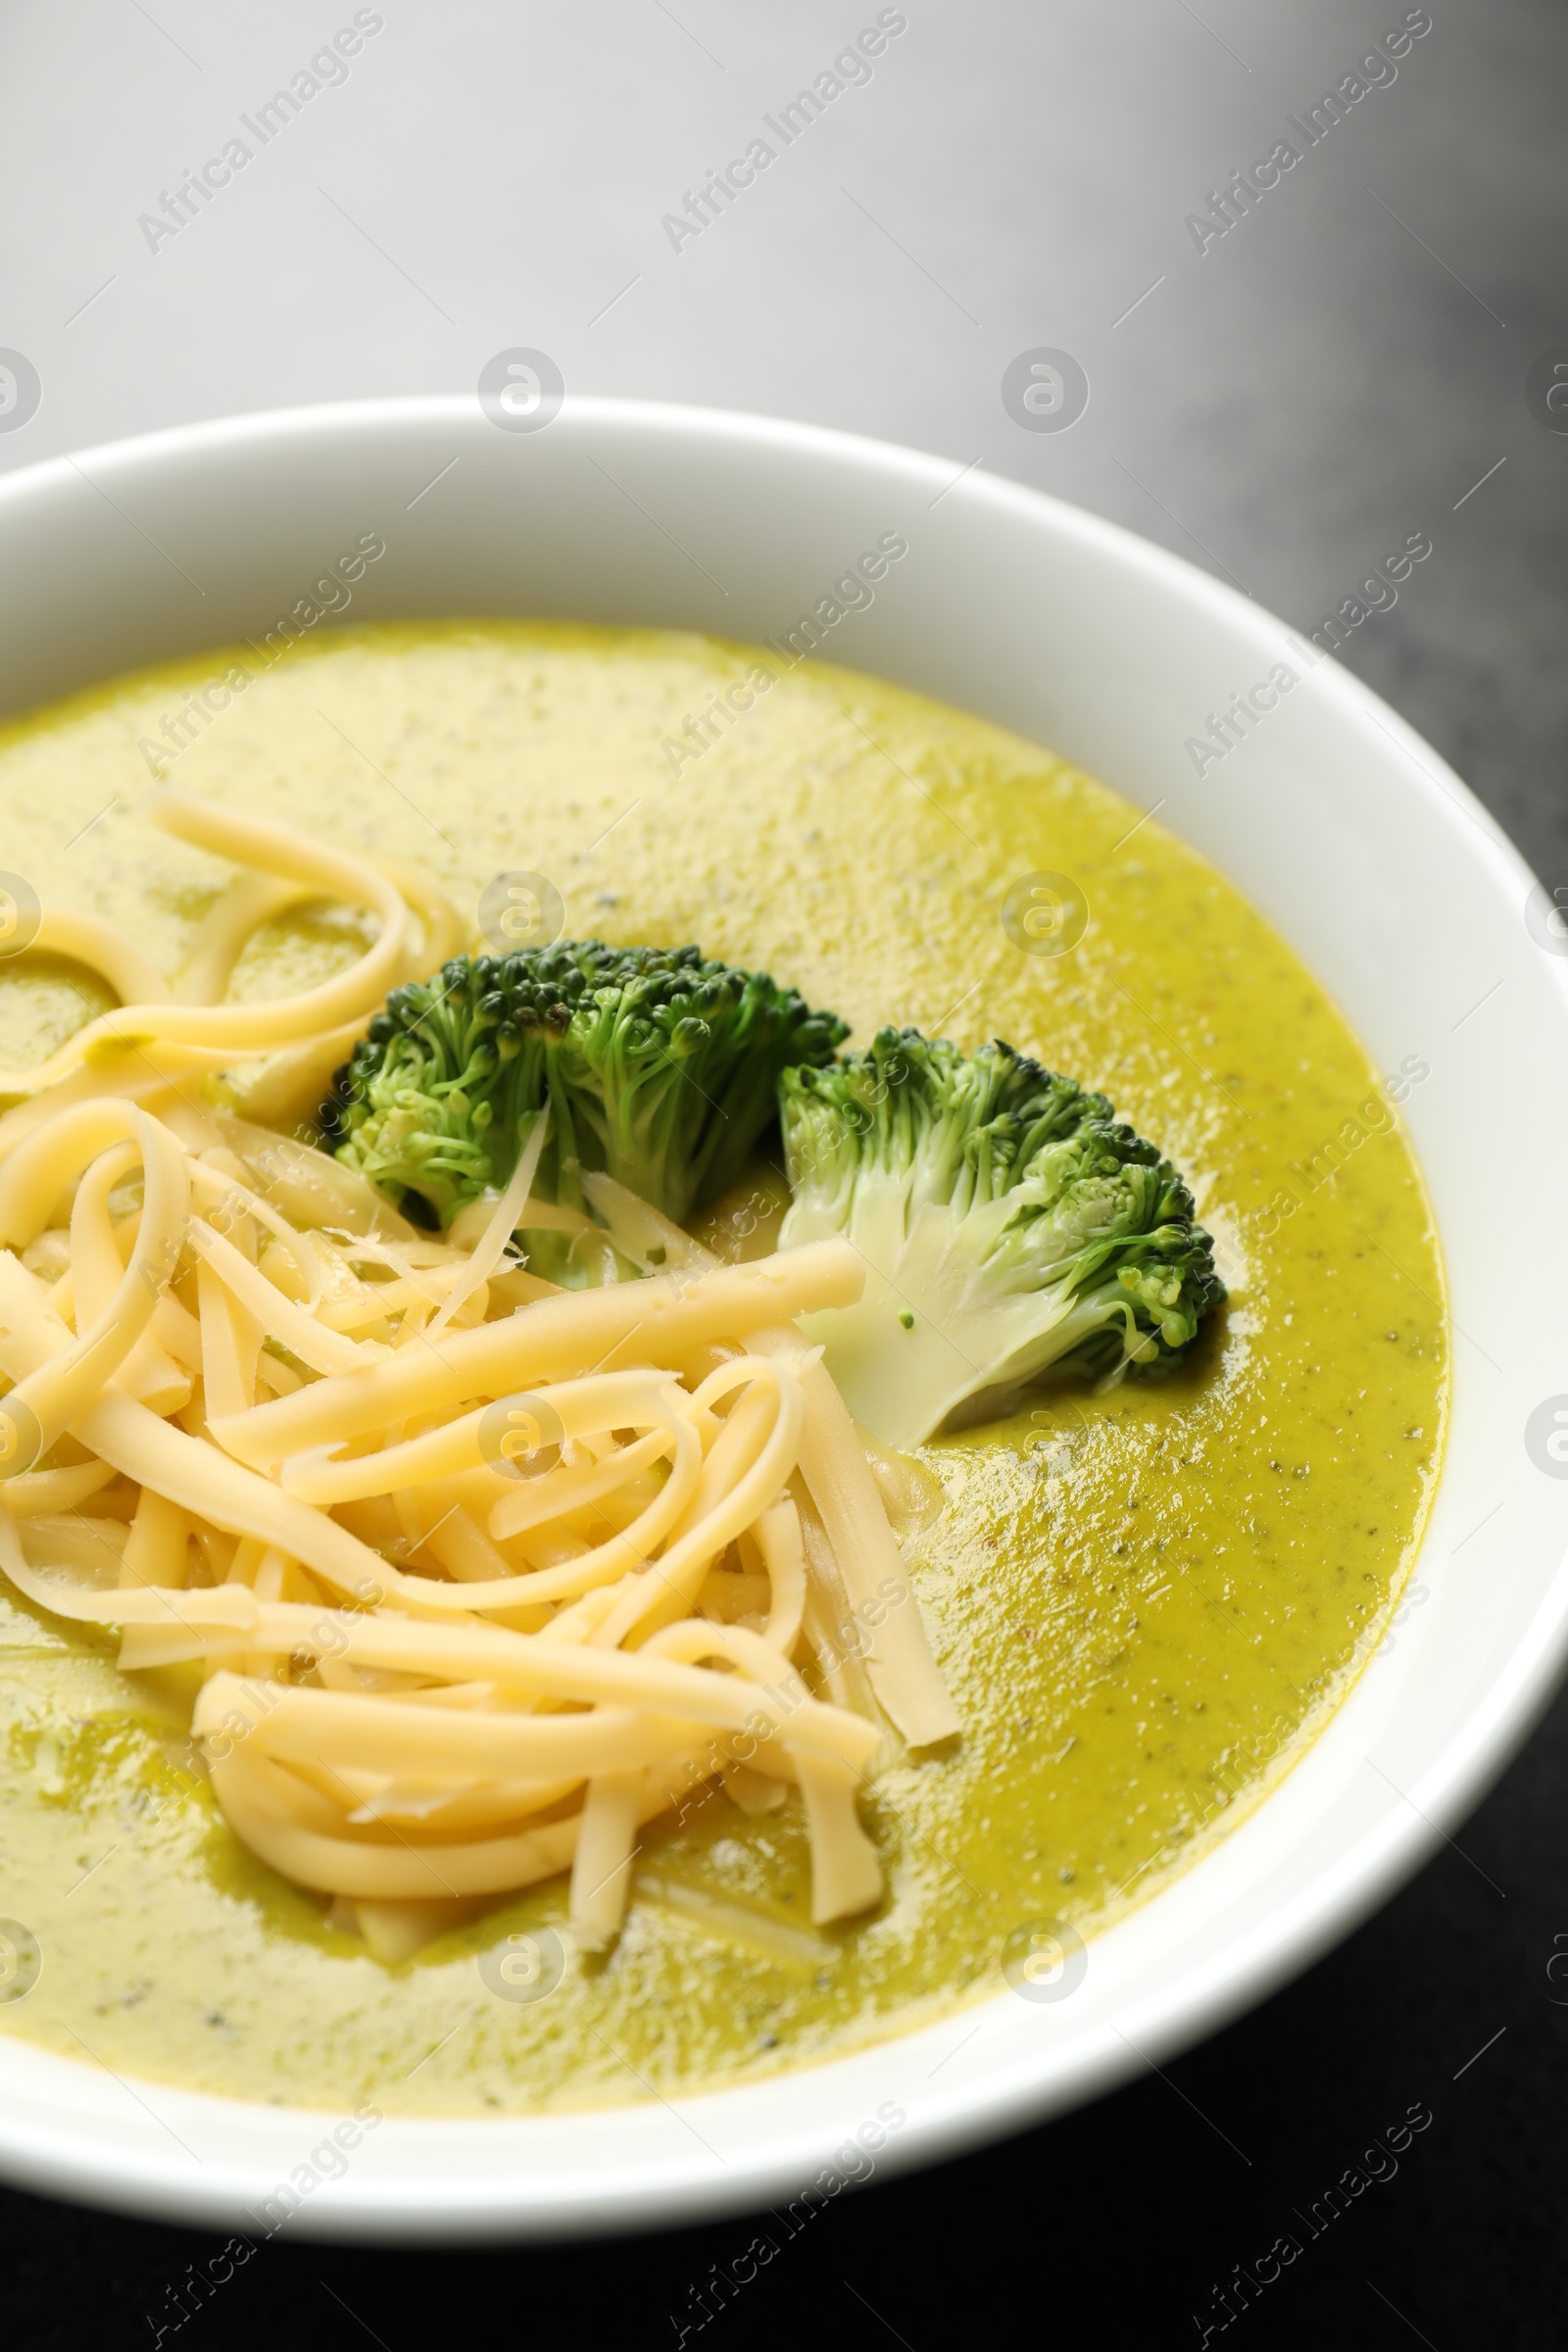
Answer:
top-left (322, 941), bottom-right (848, 1233)
top-left (777, 1027), bottom-right (1223, 1447)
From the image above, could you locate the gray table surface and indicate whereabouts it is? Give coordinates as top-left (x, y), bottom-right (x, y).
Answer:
top-left (1, 3), bottom-right (1564, 2343)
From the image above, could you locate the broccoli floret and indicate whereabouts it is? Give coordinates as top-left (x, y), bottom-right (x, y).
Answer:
top-left (322, 942), bottom-right (848, 1238)
top-left (777, 1027), bottom-right (1223, 1448)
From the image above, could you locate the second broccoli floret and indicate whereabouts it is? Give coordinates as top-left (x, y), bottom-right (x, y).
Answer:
top-left (777, 1027), bottom-right (1223, 1447)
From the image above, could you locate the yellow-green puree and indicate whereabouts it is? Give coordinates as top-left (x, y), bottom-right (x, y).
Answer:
top-left (0, 622), bottom-right (1446, 2111)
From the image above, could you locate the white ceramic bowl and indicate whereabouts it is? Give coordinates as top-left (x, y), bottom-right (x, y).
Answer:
top-left (0, 397), bottom-right (1562, 2241)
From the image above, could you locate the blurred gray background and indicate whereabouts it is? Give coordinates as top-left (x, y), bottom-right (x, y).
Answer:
top-left (1, 5), bottom-right (1565, 2346)
top-left (2, 0), bottom-right (1563, 875)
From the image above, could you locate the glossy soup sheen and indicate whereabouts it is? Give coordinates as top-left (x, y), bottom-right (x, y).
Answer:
top-left (0, 623), bottom-right (1446, 2113)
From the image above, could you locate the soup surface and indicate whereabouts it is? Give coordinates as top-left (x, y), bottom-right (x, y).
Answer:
top-left (0, 622), bottom-right (1445, 2112)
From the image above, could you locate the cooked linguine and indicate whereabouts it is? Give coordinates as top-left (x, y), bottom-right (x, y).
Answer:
top-left (0, 797), bottom-right (956, 1963)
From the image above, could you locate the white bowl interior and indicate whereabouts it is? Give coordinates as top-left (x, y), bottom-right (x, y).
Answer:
top-left (0, 397), bottom-right (1564, 2239)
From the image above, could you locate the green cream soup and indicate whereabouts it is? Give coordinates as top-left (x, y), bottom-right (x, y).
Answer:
top-left (0, 622), bottom-right (1445, 2112)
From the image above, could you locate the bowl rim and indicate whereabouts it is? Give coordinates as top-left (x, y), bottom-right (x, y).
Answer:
top-left (0, 390), bottom-right (1562, 2243)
